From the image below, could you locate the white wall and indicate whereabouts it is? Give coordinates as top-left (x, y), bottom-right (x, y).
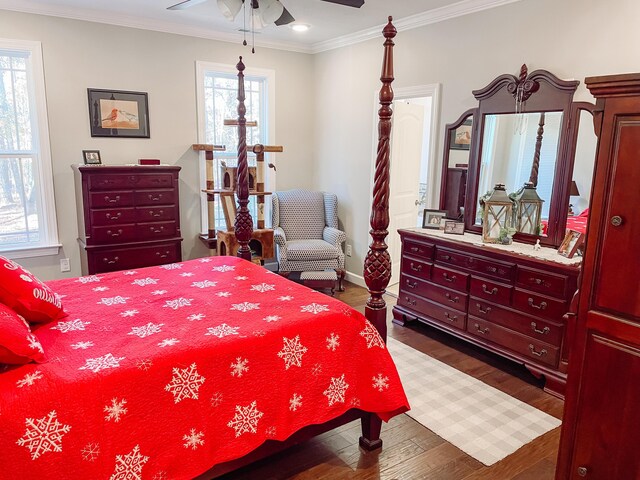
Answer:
top-left (0, 10), bottom-right (315, 279)
top-left (312, 0), bottom-right (640, 279)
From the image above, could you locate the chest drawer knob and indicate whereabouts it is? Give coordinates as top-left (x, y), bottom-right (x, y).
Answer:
top-left (404, 296), bottom-right (417, 307)
top-left (531, 322), bottom-right (550, 335)
top-left (103, 256), bottom-right (119, 265)
top-left (104, 195), bottom-right (121, 204)
top-left (442, 272), bottom-right (456, 283)
top-left (476, 303), bottom-right (492, 315)
top-left (441, 254), bottom-right (451, 260)
top-left (486, 266), bottom-right (497, 273)
top-left (482, 284), bottom-right (498, 295)
top-left (528, 344), bottom-right (548, 357)
top-left (405, 279), bottom-right (417, 289)
top-left (444, 312), bottom-right (458, 322)
top-left (445, 293), bottom-right (459, 303)
top-left (150, 209), bottom-right (164, 217)
top-left (107, 229), bottom-right (123, 237)
top-left (527, 297), bottom-right (548, 310)
top-left (148, 194), bottom-right (163, 201)
top-left (105, 212), bottom-right (122, 220)
top-left (474, 323), bottom-right (490, 335)
top-left (150, 226), bottom-right (165, 234)
top-left (156, 250), bottom-right (170, 259)
top-left (529, 277), bottom-right (550, 287)
top-left (577, 466), bottom-right (588, 477)
top-left (611, 215), bottom-right (623, 227)
top-left (409, 246), bottom-right (420, 253)
top-left (410, 262), bottom-right (422, 273)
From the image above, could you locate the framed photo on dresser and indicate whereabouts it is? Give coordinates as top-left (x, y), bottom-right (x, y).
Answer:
top-left (422, 209), bottom-right (447, 229)
top-left (558, 229), bottom-right (584, 258)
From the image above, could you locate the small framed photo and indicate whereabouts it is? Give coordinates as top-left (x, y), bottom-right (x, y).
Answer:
top-left (450, 118), bottom-right (472, 151)
top-left (422, 209), bottom-right (447, 229)
top-left (82, 150), bottom-right (102, 165)
top-left (444, 220), bottom-right (465, 235)
top-left (87, 88), bottom-right (150, 138)
top-left (558, 229), bottom-right (584, 258)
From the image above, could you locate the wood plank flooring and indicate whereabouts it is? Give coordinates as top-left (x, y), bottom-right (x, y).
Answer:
top-left (219, 283), bottom-right (563, 480)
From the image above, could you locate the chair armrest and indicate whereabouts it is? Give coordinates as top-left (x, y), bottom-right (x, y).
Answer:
top-left (323, 226), bottom-right (346, 247)
top-left (273, 227), bottom-right (287, 249)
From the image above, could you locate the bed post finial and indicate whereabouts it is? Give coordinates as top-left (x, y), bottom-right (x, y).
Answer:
top-left (234, 55), bottom-right (253, 261)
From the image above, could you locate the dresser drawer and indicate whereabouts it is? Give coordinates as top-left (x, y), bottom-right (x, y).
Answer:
top-left (88, 174), bottom-right (136, 191)
top-left (135, 173), bottom-right (175, 189)
top-left (398, 293), bottom-right (466, 331)
top-left (516, 267), bottom-right (569, 299)
top-left (89, 191), bottom-right (134, 208)
top-left (467, 316), bottom-right (559, 368)
top-left (91, 224), bottom-right (137, 244)
top-left (469, 276), bottom-right (513, 306)
top-left (404, 238), bottom-right (434, 261)
top-left (469, 297), bottom-right (564, 346)
top-left (436, 247), bottom-right (515, 282)
top-left (135, 206), bottom-right (176, 222)
top-left (400, 274), bottom-right (468, 312)
top-left (138, 221), bottom-right (178, 239)
top-left (401, 256), bottom-right (431, 280)
top-left (513, 289), bottom-right (568, 322)
top-left (90, 208), bottom-right (136, 226)
top-left (431, 264), bottom-right (469, 292)
top-left (134, 189), bottom-right (176, 206)
top-left (88, 242), bottom-right (181, 274)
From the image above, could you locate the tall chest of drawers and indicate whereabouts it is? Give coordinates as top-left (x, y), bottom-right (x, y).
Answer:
top-left (73, 165), bottom-right (183, 274)
top-left (393, 228), bottom-right (580, 398)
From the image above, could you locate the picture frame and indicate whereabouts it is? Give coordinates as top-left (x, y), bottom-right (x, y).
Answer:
top-left (444, 220), bottom-right (465, 235)
top-left (422, 209), bottom-right (447, 229)
top-left (450, 119), bottom-right (472, 151)
top-left (82, 149), bottom-right (102, 165)
top-left (558, 229), bottom-right (584, 258)
top-left (87, 88), bottom-right (150, 138)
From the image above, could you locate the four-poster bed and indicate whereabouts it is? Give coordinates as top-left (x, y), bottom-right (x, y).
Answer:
top-left (0, 17), bottom-right (406, 480)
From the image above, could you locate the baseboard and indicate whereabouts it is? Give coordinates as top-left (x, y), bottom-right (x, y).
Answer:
top-left (345, 270), bottom-right (366, 288)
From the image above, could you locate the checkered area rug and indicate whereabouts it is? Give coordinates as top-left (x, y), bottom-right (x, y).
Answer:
top-left (387, 337), bottom-right (562, 466)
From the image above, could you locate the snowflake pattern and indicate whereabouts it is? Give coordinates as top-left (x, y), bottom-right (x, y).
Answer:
top-left (235, 276), bottom-right (248, 280)
top-left (216, 291), bottom-right (231, 297)
top-left (76, 275), bottom-right (101, 284)
top-left (182, 428), bottom-right (205, 450)
top-left (52, 319), bottom-right (90, 333)
top-left (262, 315), bottom-right (281, 322)
top-left (253, 330), bottom-right (266, 337)
top-left (160, 263), bottom-right (182, 270)
top-left (128, 322), bottom-right (164, 338)
top-left (301, 303), bottom-right (330, 315)
top-left (165, 363), bottom-right (205, 403)
top-left (92, 286), bottom-right (109, 292)
top-left (227, 401), bottom-right (264, 437)
top-left (250, 283), bottom-right (275, 293)
top-left (104, 398), bottom-right (128, 422)
top-left (359, 321), bottom-right (385, 349)
top-left (158, 338), bottom-right (179, 348)
top-left (27, 334), bottom-right (44, 353)
top-left (97, 296), bottom-right (129, 306)
top-left (278, 295), bottom-right (293, 301)
top-left (198, 258), bottom-right (212, 263)
top-left (372, 374), bottom-right (390, 392)
top-left (191, 280), bottom-right (217, 288)
top-left (212, 265), bottom-right (235, 272)
top-left (16, 410), bottom-right (71, 460)
top-left (81, 442), bottom-right (100, 462)
top-left (230, 302), bottom-right (260, 312)
top-left (16, 370), bottom-right (43, 388)
top-left (110, 444), bottom-right (148, 480)
top-left (230, 357), bottom-right (249, 377)
top-left (136, 359), bottom-right (153, 371)
top-left (187, 313), bottom-right (205, 321)
top-left (78, 353), bottom-right (125, 373)
top-left (151, 290), bottom-right (167, 296)
top-left (323, 374), bottom-right (349, 406)
top-left (277, 336), bottom-right (308, 370)
top-left (123, 270), bottom-right (138, 275)
top-left (289, 393), bottom-right (303, 412)
top-left (120, 309), bottom-right (139, 318)
top-left (179, 272), bottom-right (194, 277)
top-left (326, 333), bottom-right (340, 351)
top-left (205, 323), bottom-right (240, 338)
top-left (210, 392), bottom-right (223, 407)
top-left (163, 298), bottom-right (193, 310)
top-left (312, 363), bottom-right (323, 376)
top-left (153, 472), bottom-right (168, 480)
top-left (71, 341), bottom-right (94, 350)
top-left (131, 277), bottom-right (158, 287)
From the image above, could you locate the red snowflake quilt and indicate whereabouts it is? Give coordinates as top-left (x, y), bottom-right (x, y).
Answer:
top-left (0, 257), bottom-right (409, 480)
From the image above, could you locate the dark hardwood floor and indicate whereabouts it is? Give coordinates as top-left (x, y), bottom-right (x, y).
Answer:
top-left (219, 282), bottom-right (563, 480)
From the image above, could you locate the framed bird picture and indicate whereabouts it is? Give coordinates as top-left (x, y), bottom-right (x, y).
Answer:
top-left (87, 89), bottom-right (150, 138)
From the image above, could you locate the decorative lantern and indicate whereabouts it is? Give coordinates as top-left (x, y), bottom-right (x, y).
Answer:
top-left (513, 182), bottom-right (544, 235)
top-left (482, 183), bottom-right (514, 243)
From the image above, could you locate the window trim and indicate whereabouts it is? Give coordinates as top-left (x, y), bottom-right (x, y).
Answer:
top-left (195, 61), bottom-right (276, 234)
top-left (0, 38), bottom-right (59, 258)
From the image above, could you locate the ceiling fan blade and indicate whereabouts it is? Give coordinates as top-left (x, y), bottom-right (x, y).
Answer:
top-left (321, 0), bottom-right (365, 7)
top-left (274, 6), bottom-right (295, 26)
top-left (167, 0), bottom-right (207, 10)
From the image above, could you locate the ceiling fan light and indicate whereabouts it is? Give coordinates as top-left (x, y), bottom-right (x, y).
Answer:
top-left (260, 0), bottom-right (284, 24)
top-left (290, 23), bottom-right (310, 32)
top-left (217, 0), bottom-right (242, 20)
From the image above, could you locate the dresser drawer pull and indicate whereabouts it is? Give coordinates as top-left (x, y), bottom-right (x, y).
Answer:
top-left (404, 296), bottom-right (417, 307)
top-left (107, 229), bottom-right (123, 237)
top-left (442, 272), bottom-right (456, 283)
top-left (150, 210), bottom-right (164, 218)
top-left (527, 298), bottom-right (548, 310)
top-left (529, 277), bottom-right (551, 287)
top-left (528, 344), bottom-right (548, 357)
top-left (149, 226), bottom-right (165, 234)
top-left (485, 266), bottom-right (498, 273)
top-left (105, 212), bottom-right (122, 220)
top-left (156, 251), bottom-right (171, 259)
top-left (474, 323), bottom-right (490, 335)
top-left (531, 322), bottom-right (550, 335)
top-left (476, 303), bottom-right (492, 315)
top-left (445, 293), bottom-right (459, 303)
top-left (440, 254), bottom-right (451, 260)
top-left (410, 262), bottom-right (422, 273)
top-left (409, 246), bottom-right (420, 253)
top-left (103, 256), bottom-right (119, 265)
top-left (444, 312), bottom-right (458, 322)
top-left (482, 284), bottom-right (498, 295)
top-left (405, 279), bottom-right (418, 289)
top-left (148, 194), bottom-right (164, 201)
top-left (104, 195), bottom-right (121, 204)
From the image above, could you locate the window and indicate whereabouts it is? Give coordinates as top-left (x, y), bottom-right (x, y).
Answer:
top-left (196, 61), bottom-right (275, 233)
top-left (0, 39), bottom-right (58, 258)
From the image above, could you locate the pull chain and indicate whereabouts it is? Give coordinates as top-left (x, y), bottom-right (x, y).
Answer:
top-left (242, 0), bottom-right (247, 46)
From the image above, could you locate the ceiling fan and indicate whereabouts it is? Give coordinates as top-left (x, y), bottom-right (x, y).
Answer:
top-left (167, 0), bottom-right (365, 27)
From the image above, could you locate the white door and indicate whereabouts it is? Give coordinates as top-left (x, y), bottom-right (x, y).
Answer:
top-left (388, 101), bottom-right (425, 286)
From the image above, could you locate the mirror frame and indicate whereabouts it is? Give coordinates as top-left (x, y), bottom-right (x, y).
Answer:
top-left (461, 65), bottom-right (583, 248)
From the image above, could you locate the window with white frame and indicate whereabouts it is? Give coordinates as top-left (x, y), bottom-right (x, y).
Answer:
top-left (196, 62), bottom-right (275, 233)
top-left (0, 39), bottom-right (58, 258)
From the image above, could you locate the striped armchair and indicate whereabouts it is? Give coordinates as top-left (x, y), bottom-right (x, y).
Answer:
top-left (272, 189), bottom-right (346, 290)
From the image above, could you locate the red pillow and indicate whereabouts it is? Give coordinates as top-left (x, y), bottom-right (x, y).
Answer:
top-left (0, 303), bottom-right (45, 364)
top-left (578, 208), bottom-right (589, 218)
top-left (0, 256), bottom-right (66, 323)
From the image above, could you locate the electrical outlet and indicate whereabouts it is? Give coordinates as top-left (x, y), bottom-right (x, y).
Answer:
top-left (60, 258), bottom-right (70, 272)
top-left (346, 244), bottom-right (352, 257)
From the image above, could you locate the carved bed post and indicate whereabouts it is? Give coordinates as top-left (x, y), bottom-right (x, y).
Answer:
top-left (234, 56), bottom-right (253, 261)
top-left (360, 16), bottom-right (396, 452)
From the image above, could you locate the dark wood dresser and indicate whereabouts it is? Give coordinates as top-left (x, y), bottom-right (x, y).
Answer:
top-left (393, 228), bottom-right (580, 397)
top-left (73, 165), bottom-right (183, 274)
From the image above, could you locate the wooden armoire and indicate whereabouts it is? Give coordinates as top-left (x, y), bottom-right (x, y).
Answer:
top-left (556, 73), bottom-right (640, 478)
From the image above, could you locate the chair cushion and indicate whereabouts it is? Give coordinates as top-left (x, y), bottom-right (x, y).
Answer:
top-left (275, 190), bottom-right (325, 240)
top-left (286, 240), bottom-right (341, 261)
